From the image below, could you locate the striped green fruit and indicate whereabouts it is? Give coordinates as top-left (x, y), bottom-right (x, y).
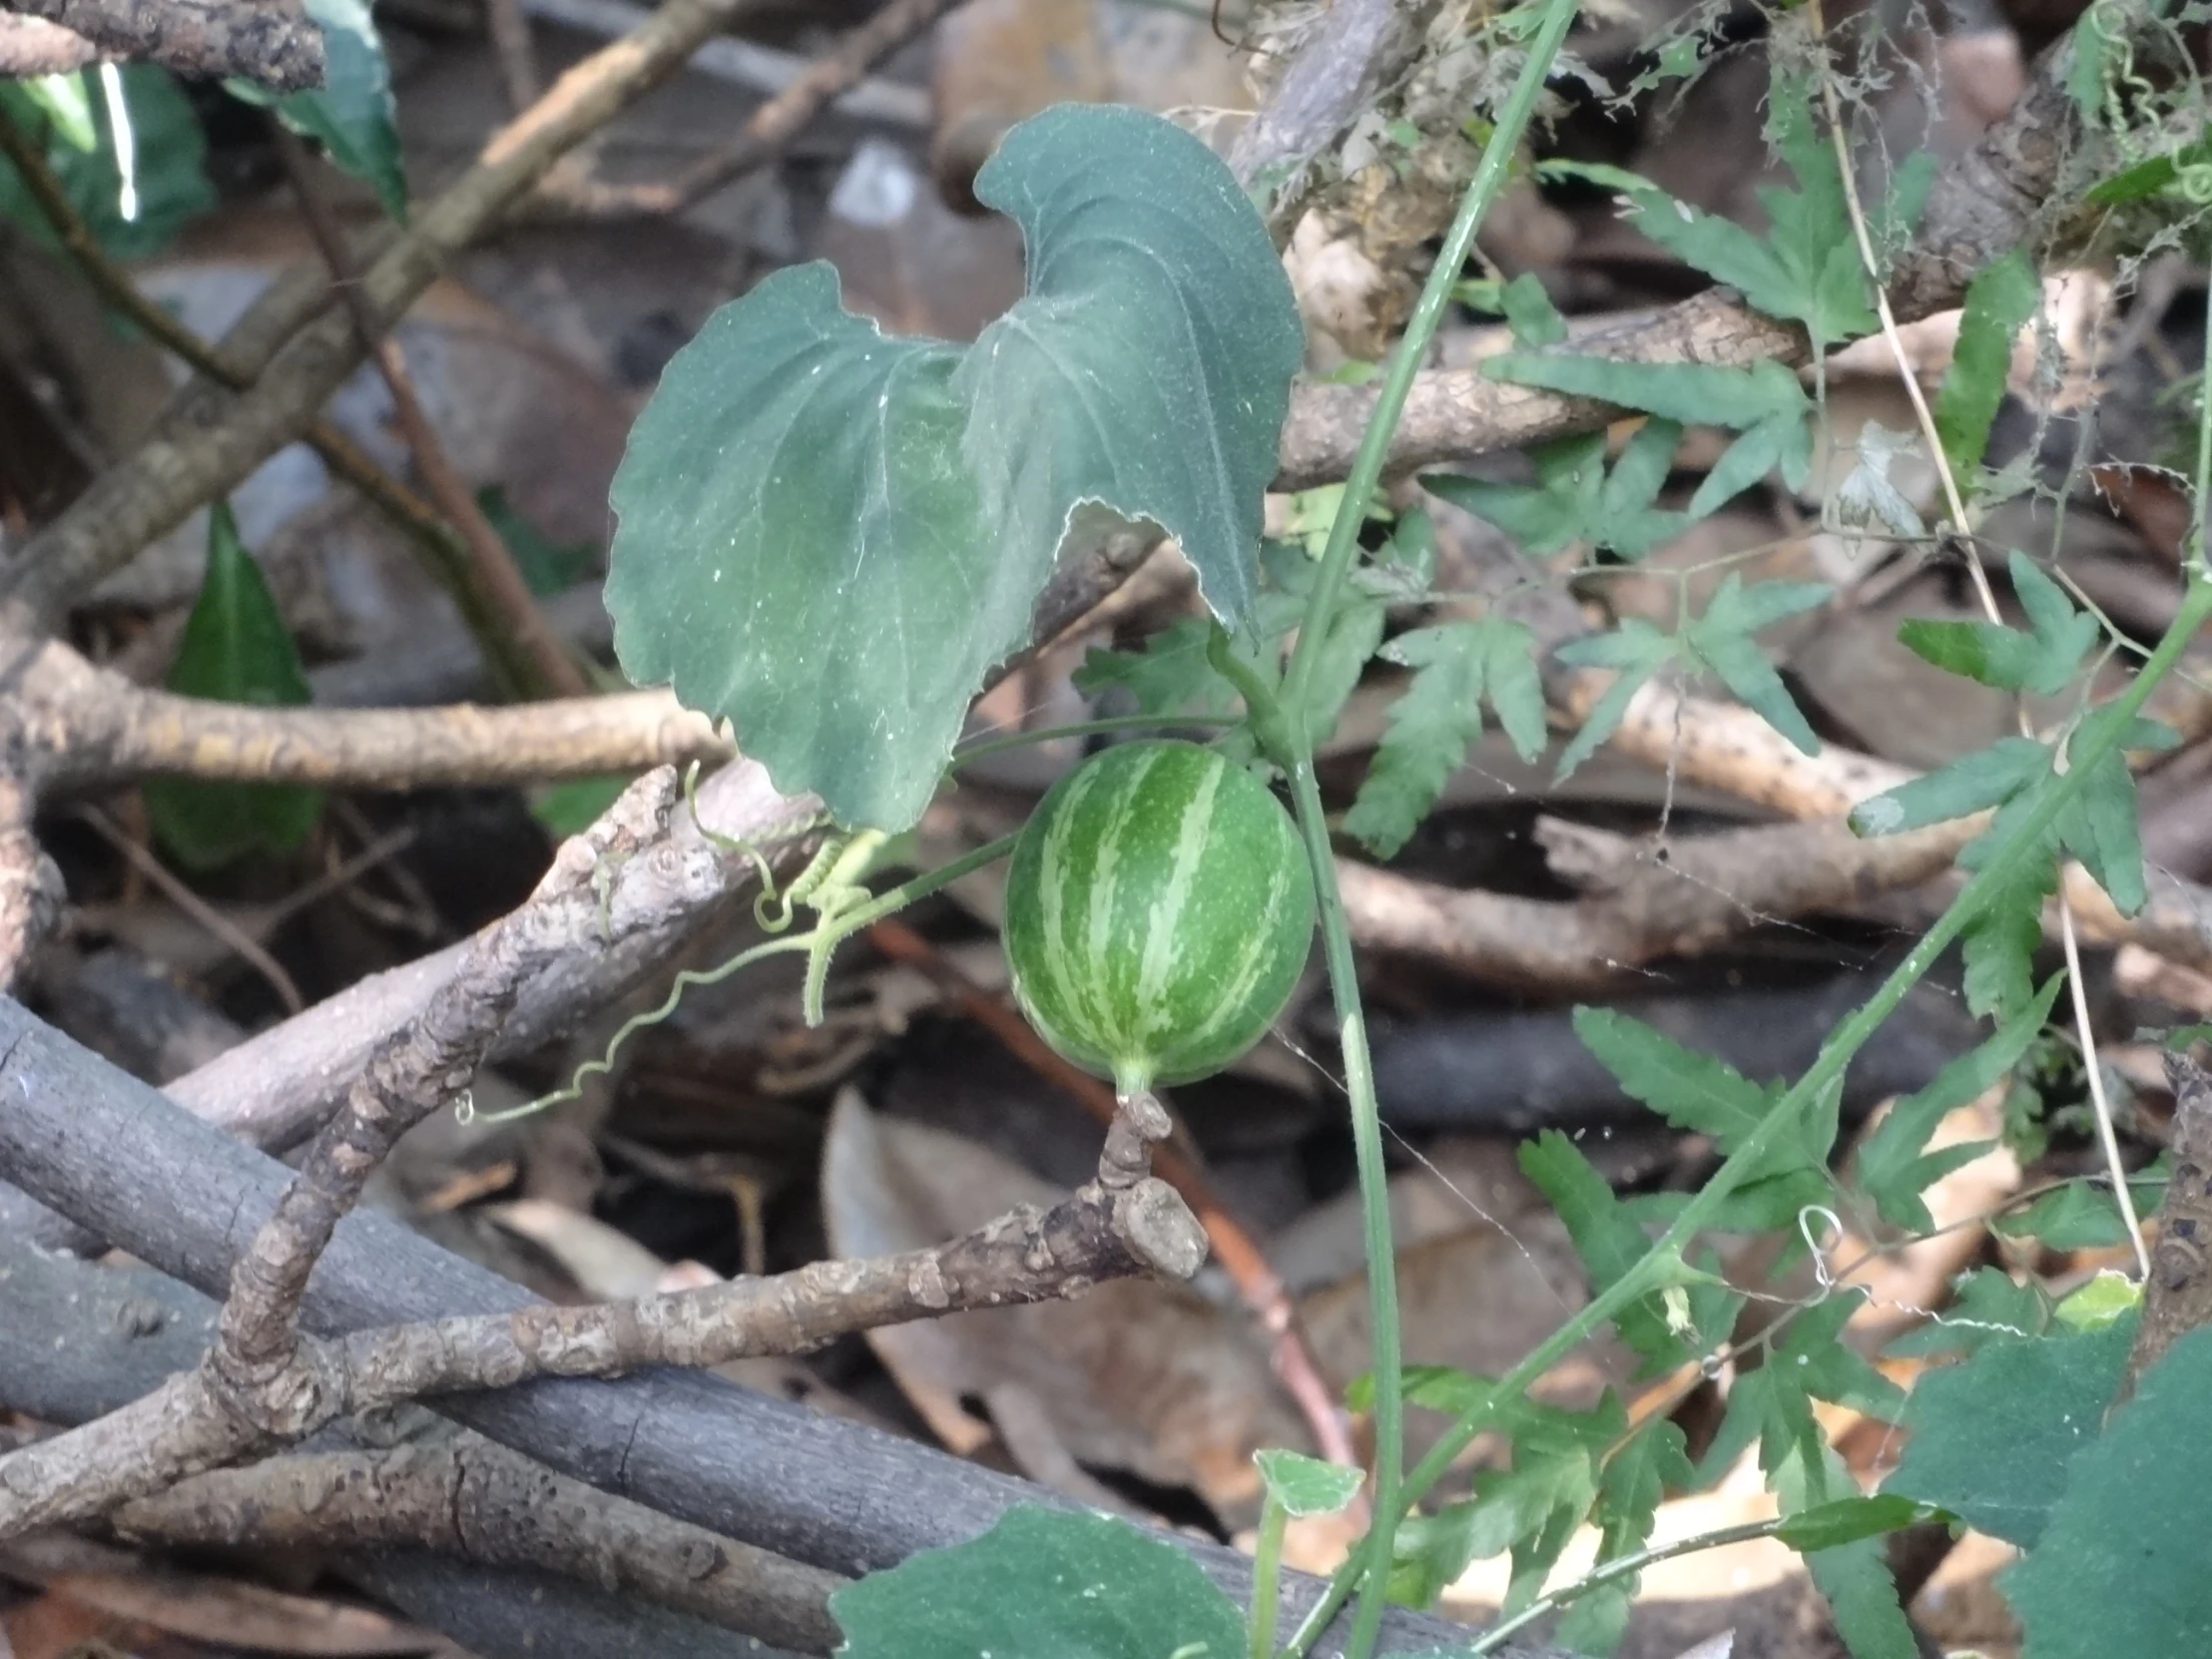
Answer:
top-left (1002, 739), bottom-right (1317, 1098)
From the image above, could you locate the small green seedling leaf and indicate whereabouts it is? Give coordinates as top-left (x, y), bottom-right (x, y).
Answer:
top-left (1681, 574), bottom-right (1831, 755)
top-left (1254, 1449), bottom-right (1364, 1518)
top-left (2053, 1269), bottom-right (2140, 1332)
top-left (1554, 1421), bottom-right (1692, 1653)
top-left (145, 504), bottom-right (323, 869)
top-left (829, 1505), bottom-right (1245, 1658)
top-left (229, 0), bottom-right (406, 220)
top-left (2084, 134), bottom-right (2212, 205)
top-left (1764, 1427), bottom-right (1917, 1659)
top-left (606, 106), bottom-right (1302, 831)
top-left (1887, 1314), bottom-right (2135, 1548)
top-left (1422, 435), bottom-right (1609, 558)
top-left (1499, 271), bottom-right (1568, 346)
top-left (1848, 737), bottom-right (2048, 837)
top-left (1581, 74), bottom-right (1876, 346)
top-left (1553, 617), bottom-right (1679, 779)
top-left (1574, 1007), bottom-right (1835, 1179)
top-left (1896, 553), bottom-right (2096, 696)
top-left (1074, 617), bottom-right (1236, 721)
top-left (1991, 1179), bottom-right (2139, 1252)
top-left (1774, 1495), bottom-right (1947, 1554)
top-left (1388, 1397), bottom-right (1618, 1610)
top-left (1933, 249), bottom-right (2039, 483)
top-left (2054, 708), bottom-right (2177, 918)
top-left (1344, 617), bottom-right (1545, 858)
top-left (1520, 1131), bottom-right (1683, 1373)
top-left (1479, 354), bottom-right (1812, 518)
top-left (1856, 974), bottom-right (2061, 1232)
top-left (2004, 1326), bottom-right (2212, 1657)
top-left (1484, 354), bottom-right (1808, 432)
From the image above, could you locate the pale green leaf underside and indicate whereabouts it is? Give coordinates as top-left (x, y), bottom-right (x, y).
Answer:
top-left (606, 105), bottom-right (1303, 830)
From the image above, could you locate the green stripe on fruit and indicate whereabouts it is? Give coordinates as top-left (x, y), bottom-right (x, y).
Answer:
top-left (1003, 739), bottom-right (1317, 1099)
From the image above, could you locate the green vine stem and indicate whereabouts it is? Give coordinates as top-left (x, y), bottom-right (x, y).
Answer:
top-left (1283, 562), bottom-right (2212, 1655)
top-left (1248, 1490), bottom-right (1292, 1659)
top-left (461, 831), bottom-right (1021, 1125)
top-left (1263, 4), bottom-right (1585, 1654)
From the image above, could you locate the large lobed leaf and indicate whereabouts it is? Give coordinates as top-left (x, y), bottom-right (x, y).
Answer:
top-left (2002, 1324), bottom-right (2212, 1657)
top-left (829, 1505), bottom-right (1244, 1658)
top-left (605, 105), bottom-right (1303, 830)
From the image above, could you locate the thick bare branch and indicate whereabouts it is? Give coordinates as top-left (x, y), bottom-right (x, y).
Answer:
top-left (0, 1230), bottom-right (804, 1659)
top-left (23, 637), bottom-right (725, 794)
top-left (0, 0), bottom-right (323, 90)
top-left (332, 1152), bottom-right (1202, 1404)
top-left (118, 1436), bottom-right (844, 1653)
top-left (1340, 813), bottom-right (1969, 993)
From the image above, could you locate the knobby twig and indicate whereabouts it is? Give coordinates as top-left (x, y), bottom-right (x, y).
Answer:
top-left (2122, 1052), bottom-right (2212, 1398)
top-left (863, 914), bottom-right (1359, 1473)
top-left (116, 1430), bottom-right (843, 1652)
top-left (275, 127), bottom-right (589, 701)
top-left (0, 0), bottom-right (324, 90)
top-left (533, 0), bottom-right (962, 219)
top-left (213, 777), bottom-right (684, 1387)
top-left (0, 998), bottom-right (1515, 1657)
top-left (0, 777), bottom-right (671, 1535)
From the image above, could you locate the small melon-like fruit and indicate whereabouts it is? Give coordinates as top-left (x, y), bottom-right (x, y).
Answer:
top-left (1002, 740), bottom-right (1317, 1097)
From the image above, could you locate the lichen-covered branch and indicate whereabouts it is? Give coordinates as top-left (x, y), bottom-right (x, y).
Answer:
top-left (0, 0), bottom-right (324, 90)
top-left (2124, 1054), bottom-right (2212, 1398)
top-left (333, 1138), bottom-right (1203, 1403)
